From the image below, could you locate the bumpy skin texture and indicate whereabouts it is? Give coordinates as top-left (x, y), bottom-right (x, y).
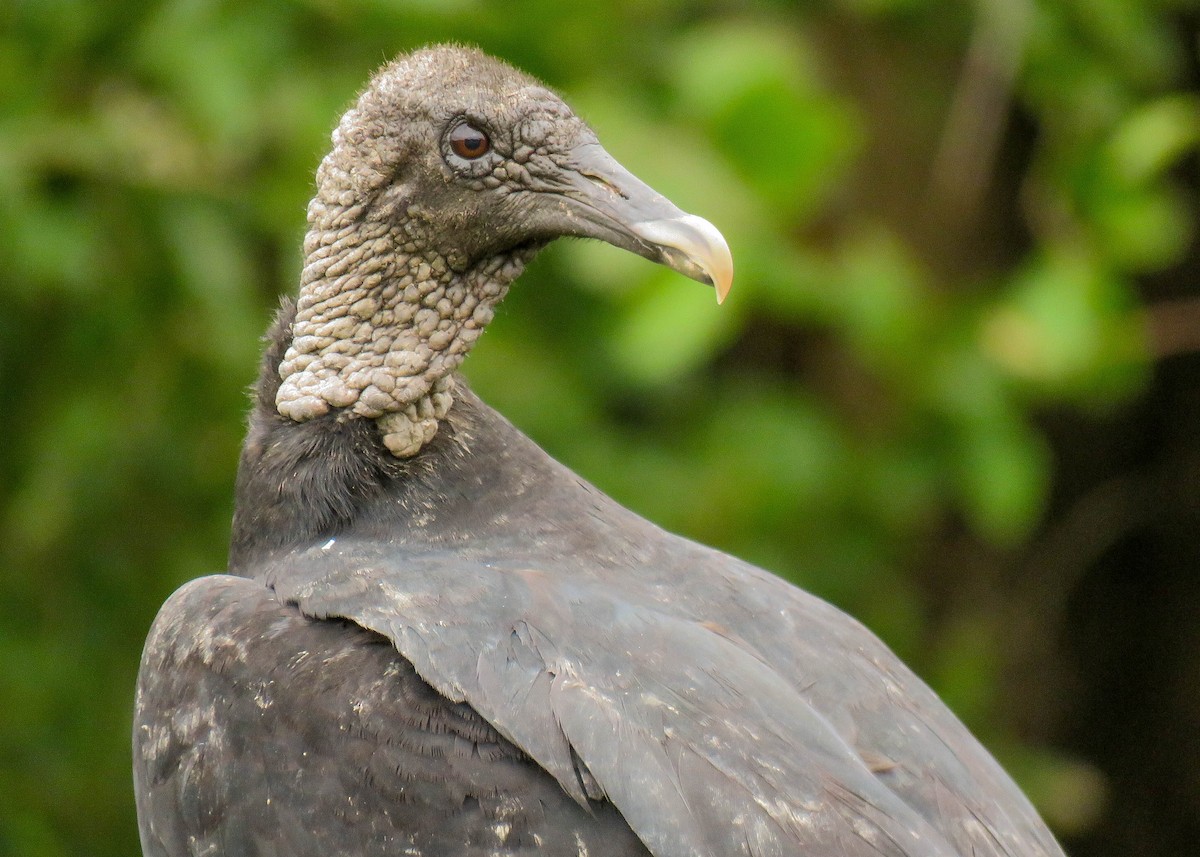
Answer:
top-left (135, 46), bottom-right (1067, 857)
top-left (275, 50), bottom-right (588, 456)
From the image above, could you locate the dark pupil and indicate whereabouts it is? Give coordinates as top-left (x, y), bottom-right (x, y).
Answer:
top-left (451, 123), bottom-right (490, 159)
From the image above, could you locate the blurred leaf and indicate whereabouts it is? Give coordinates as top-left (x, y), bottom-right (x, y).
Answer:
top-left (928, 614), bottom-right (1002, 725)
top-left (1106, 94), bottom-right (1200, 184)
top-left (981, 248), bottom-right (1146, 394)
top-left (954, 412), bottom-right (1049, 544)
top-left (609, 269), bottom-right (739, 385)
top-left (1093, 182), bottom-right (1193, 271)
top-left (696, 383), bottom-right (852, 535)
top-left (1061, 0), bottom-right (1182, 87)
top-left (833, 230), bottom-right (934, 368)
top-left (1000, 744), bottom-right (1109, 837)
top-left (161, 197), bottom-right (264, 371)
top-left (924, 347), bottom-right (1049, 542)
top-left (671, 21), bottom-right (863, 219)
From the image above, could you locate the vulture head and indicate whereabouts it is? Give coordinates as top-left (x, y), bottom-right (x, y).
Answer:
top-left (273, 46), bottom-right (732, 457)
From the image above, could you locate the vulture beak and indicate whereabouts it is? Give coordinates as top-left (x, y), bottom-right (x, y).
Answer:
top-left (546, 142), bottom-right (734, 304)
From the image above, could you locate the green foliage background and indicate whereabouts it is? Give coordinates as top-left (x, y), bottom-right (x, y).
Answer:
top-left (2, 1), bottom-right (1197, 855)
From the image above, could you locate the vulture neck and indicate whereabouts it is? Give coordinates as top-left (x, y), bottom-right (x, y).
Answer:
top-left (229, 298), bottom-right (614, 576)
top-left (273, 191), bottom-right (534, 457)
top-left (232, 295), bottom-right (461, 572)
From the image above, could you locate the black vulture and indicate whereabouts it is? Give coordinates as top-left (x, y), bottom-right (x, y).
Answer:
top-left (133, 46), bottom-right (1065, 857)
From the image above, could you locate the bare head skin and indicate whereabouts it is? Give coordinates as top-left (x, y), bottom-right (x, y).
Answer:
top-left (275, 46), bottom-right (732, 457)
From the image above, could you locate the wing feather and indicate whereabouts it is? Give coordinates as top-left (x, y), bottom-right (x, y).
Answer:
top-left (266, 540), bottom-right (1055, 857)
top-left (133, 574), bottom-right (650, 856)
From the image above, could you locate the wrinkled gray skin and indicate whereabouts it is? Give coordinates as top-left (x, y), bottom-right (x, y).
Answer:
top-left (133, 47), bottom-right (1066, 857)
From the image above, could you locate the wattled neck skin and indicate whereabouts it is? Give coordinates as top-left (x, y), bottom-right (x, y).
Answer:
top-left (270, 49), bottom-right (562, 459)
top-left (266, 45), bottom-right (731, 460)
top-left (275, 175), bottom-right (536, 456)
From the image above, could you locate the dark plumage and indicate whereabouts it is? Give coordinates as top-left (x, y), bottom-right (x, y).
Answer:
top-left (133, 46), bottom-right (1065, 857)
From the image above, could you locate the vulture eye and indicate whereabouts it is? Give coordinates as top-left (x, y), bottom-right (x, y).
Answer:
top-left (448, 122), bottom-right (491, 159)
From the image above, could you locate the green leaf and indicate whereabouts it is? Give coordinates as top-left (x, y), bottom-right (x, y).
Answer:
top-left (609, 268), bottom-right (739, 385)
top-left (980, 248), bottom-right (1146, 394)
top-left (1107, 94), bottom-right (1200, 185)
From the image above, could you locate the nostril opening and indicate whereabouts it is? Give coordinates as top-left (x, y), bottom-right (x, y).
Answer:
top-left (580, 169), bottom-right (628, 200)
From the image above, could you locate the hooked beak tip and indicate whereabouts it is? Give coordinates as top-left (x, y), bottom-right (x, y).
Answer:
top-left (714, 267), bottom-right (732, 305)
top-left (631, 214), bottom-right (733, 305)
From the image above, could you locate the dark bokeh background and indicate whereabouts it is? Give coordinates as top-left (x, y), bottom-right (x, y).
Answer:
top-left (2, 1), bottom-right (1198, 854)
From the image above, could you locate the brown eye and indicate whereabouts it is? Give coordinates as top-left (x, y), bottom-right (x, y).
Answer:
top-left (449, 122), bottom-right (491, 159)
